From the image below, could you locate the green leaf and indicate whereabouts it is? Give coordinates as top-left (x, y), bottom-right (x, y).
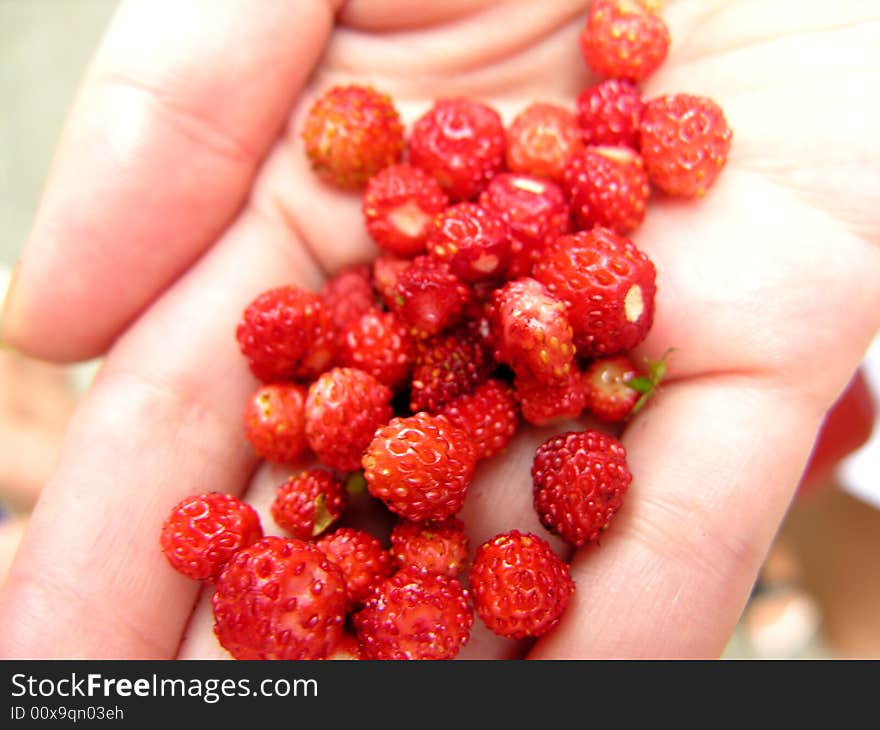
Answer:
top-left (344, 471), bottom-right (368, 496)
top-left (626, 376), bottom-right (654, 394)
top-left (312, 494), bottom-right (335, 536)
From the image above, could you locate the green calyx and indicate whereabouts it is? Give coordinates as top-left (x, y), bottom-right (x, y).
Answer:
top-left (625, 349), bottom-right (673, 415)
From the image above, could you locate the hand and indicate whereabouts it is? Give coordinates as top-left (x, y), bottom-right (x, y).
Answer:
top-left (1, 0), bottom-right (878, 659)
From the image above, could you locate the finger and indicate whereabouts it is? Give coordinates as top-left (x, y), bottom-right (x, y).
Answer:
top-left (0, 197), bottom-right (324, 658)
top-left (1, 0), bottom-right (337, 362)
top-left (0, 516), bottom-right (27, 588)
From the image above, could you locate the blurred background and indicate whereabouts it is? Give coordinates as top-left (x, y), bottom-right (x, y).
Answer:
top-left (1, 0), bottom-right (878, 659)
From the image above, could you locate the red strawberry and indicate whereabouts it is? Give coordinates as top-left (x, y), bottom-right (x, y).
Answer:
top-left (212, 537), bottom-right (347, 660)
top-left (305, 367), bottom-right (393, 472)
top-left (515, 369), bottom-right (586, 426)
top-left (532, 228), bottom-right (656, 357)
top-left (271, 469), bottom-right (345, 540)
top-left (505, 102), bottom-right (584, 182)
top-left (337, 309), bottom-right (415, 390)
top-left (317, 527), bottom-right (393, 608)
top-left (582, 354), bottom-right (640, 422)
top-left (353, 566), bottom-right (473, 660)
top-left (579, 0), bottom-right (671, 83)
top-left (491, 277), bottom-right (576, 384)
top-left (243, 383), bottom-right (309, 463)
top-left (236, 286), bottom-right (335, 383)
top-left (409, 98), bottom-right (505, 201)
top-left (363, 164), bottom-right (449, 257)
top-left (576, 79), bottom-right (645, 149)
top-left (391, 255), bottom-right (471, 340)
top-left (390, 518), bottom-right (469, 578)
top-left (301, 85), bottom-right (404, 187)
top-left (469, 530), bottom-right (574, 639)
top-left (640, 93), bottom-right (733, 197)
top-left (327, 634), bottom-right (364, 660)
top-left (160, 492), bottom-right (262, 582)
top-left (409, 330), bottom-right (490, 414)
top-left (439, 379), bottom-right (519, 460)
top-left (427, 202), bottom-right (511, 283)
top-left (563, 146), bottom-right (650, 234)
top-left (373, 254), bottom-right (412, 309)
top-left (532, 429), bottom-right (632, 547)
top-left (479, 173), bottom-right (570, 279)
top-left (363, 412), bottom-right (477, 522)
top-left (321, 264), bottom-right (376, 334)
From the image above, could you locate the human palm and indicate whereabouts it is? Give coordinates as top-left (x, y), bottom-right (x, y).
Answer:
top-left (1, 0), bottom-right (878, 659)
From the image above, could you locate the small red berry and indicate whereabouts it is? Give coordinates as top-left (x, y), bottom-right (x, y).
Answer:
top-left (271, 469), bottom-right (345, 540)
top-left (390, 518), bottom-right (470, 578)
top-left (439, 379), bottom-right (520, 460)
top-left (640, 93), bottom-right (733, 197)
top-left (427, 202), bottom-right (511, 283)
top-left (409, 98), bottom-right (506, 201)
top-left (317, 527), bottom-right (393, 608)
top-left (576, 79), bottom-right (645, 148)
top-left (470, 530), bottom-right (574, 639)
top-left (479, 173), bottom-right (570, 279)
top-left (505, 102), bottom-right (584, 182)
top-left (243, 383), bottom-right (309, 463)
top-left (327, 634), bottom-right (364, 660)
top-left (563, 146), bottom-right (650, 234)
top-left (391, 255), bottom-right (471, 340)
top-left (409, 330), bottom-right (491, 414)
top-left (160, 492), bottom-right (262, 582)
top-left (321, 264), bottom-right (376, 335)
top-left (515, 369), bottom-right (586, 426)
top-left (363, 412), bottom-right (477, 522)
top-left (212, 537), bottom-right (347, 659)
top-left (302, 85), bottom-right (404, 187)
top-left (372, 254), bottom-right (412, 309)
top-left (532, 429), bottom-right (632, 547)
top-left (236, 286), bottom-right (335, 383)
top-left (491, 277), bottom-right (576, 385)
top-left (337, 309), bottom-right (415, 390)
top-left (533, 228), bottom-right (656, 357)
top-left (363, 164), bottom-right (449, 257)
top-left (582, 354), bottom-right (640, 422)
top-left (579, 0), bottom-right (671, 83)
top-left (354, 566), bottom-right (473, 660)
top-left (305, 367), bottom-right (393, 472)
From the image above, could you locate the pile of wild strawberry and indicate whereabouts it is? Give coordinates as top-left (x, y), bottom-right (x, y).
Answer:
top-left (160, 1), bottom-right (732, 660)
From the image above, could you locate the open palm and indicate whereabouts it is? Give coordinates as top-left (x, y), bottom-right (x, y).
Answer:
top-left (1, 0), bottom-right (878, 659)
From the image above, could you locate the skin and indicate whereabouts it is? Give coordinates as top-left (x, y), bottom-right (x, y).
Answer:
top-left (0, 0), bottom-right (879, 659)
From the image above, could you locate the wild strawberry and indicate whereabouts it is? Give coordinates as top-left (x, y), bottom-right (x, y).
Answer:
top-left (439, 379), bottom-right (519, 460)
top-left (236, 286), bottom-right (335, 383)
top-left (317, 527), bottom-right (393, 608)
top-left (305, 367), bottom-right (393, 472)
top-left (505, 102), bottom-right (584, 182)
top-left (640, 93), bottom-right (733, 197)
top-left (373, 254), bottom-right (412, 309)
top-left (479, 173), bottom-right (570, 279)
top-left (160, 492), bottom-right (262, 582)
top-left (460, 297), bottom-right (496, 356)
top-left (582, 354), bottom-right (640, 422)
top-left (327, 634), bottom-right (364, 660)
top-left (515, 369), bottom-right (586, 426)
top-left (579, 0), bottom-right (671, 83)
top-left (427, 202), bottom-right (511, 283)
top-left (271, 469), bottom-right (345, 540)
top-left (409, 98), bottom-right (506, 201)
top-left (532, 429), bottom-right (632, 547)
top-left (491, 277), bottom-right (576, 384)
top-left (354, 566), bottom-right (473, 660)
top-left (576, 79), bottom-right (645, 149)
top-left (363, 164), bottom-right (449, 257)
top-left (337, 309), bottom-right (415, 390)
top-left (563, 146), bottom-right (650, 234)
top-left (363, 412), bottom-right (477, 522)
top-left (321, 264), bottom-right (375, 334)
top-left (301, 85), bottom-right (404, 187)
top-left (243, 383), bottom-right (309, 463)
top-left (532, 228), bottom-right (656, 357)
top-left (469, 530), bottom-right (574, 639)
top-left (390, 518), bottom-right (469, 578)
top-left (212, 537), bottom-right (347, 660)
top-left (409, 330), bottom-right (490, 414)
top-left (391, 256), bottom-right (471, 340)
